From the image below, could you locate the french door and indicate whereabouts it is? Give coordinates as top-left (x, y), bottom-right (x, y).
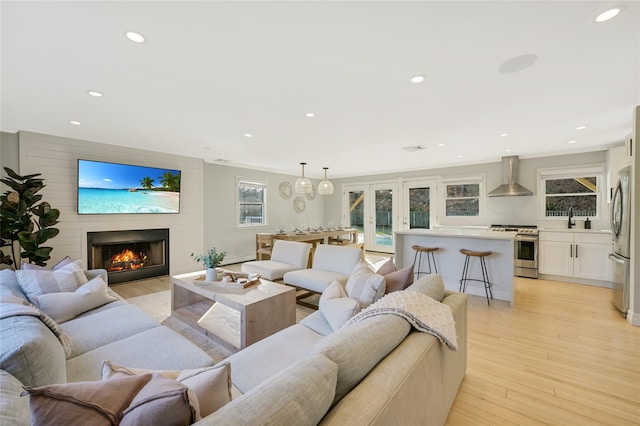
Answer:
top-left (343, 183), bottom-right (398, 253)
top-left (401, 179), bottom-right (437, 231)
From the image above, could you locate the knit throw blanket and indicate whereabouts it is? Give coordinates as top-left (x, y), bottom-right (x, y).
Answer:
top-left (343, 290), bottom-right (458, 351)
top-left (0, 296), bottom-right (72, 357)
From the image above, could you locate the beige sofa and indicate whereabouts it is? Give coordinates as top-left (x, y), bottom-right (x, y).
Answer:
top-left (1, 267), bottom-right (466, 425)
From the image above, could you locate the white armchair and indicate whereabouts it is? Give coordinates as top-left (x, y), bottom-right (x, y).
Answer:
top-left (283, 245), bottom-right (363, 294)
top-left (241, 240), bottom-right (312, 280)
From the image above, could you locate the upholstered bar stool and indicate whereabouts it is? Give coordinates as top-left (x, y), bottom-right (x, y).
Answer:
top-left (458, 249), bottom-right (493, 305)
top-left (411, 245), bottom-right (440, 279)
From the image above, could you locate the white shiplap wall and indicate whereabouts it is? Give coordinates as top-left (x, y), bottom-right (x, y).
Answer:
top-left (18, 131), bottom-right (204, 275)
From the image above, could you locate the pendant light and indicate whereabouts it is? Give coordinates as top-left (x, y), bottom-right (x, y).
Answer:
top-left (294, 162), bottom-right (312, 194)
top-left (318, 167), bottom-right (334, 195)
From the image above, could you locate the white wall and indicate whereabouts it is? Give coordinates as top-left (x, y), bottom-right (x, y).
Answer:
top-left (203, 163), bottom-right (324, 264)
top-left (16, 131), bottom-right (204, 275)
top-left (323, 151), bottom-right (609, 231)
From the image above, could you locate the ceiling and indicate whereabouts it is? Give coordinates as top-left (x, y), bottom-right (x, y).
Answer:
top-left (1, 1), bottom-right (638, 179)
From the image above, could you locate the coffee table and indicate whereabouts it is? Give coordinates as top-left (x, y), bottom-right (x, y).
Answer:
top-left (170, 271), bottom-right (296, 351)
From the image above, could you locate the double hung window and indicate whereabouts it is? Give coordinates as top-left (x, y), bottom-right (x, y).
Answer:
top-left (538, 166), bottom-right (602, 219)
top-left (237, 178), bottom-right (267, 226)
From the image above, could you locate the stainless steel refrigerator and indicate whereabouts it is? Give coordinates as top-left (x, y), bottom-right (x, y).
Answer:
top-left (609, 166), bottom-right (631, 316)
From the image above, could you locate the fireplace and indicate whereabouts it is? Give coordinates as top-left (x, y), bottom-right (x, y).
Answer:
top-left (87, 229), bottom-right (169, 284)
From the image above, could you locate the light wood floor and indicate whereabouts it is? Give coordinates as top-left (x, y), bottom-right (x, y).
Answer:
top-left (112, 271), bottom-right (640, 425)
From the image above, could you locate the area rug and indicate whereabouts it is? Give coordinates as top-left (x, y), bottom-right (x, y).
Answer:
top-left (124, 288), bottom-right (315, 363)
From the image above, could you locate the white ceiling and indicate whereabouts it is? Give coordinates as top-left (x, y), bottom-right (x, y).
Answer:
top-left (1, 1), bottom-right (638, 179)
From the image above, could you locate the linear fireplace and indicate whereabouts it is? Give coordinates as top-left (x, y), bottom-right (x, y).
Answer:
top-left (87, 229), bottom-right (169, 284)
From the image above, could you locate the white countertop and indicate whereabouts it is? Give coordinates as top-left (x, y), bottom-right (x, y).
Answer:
top-left (538, 228), bottom-right (612, 234)
top-left (395, 228), bottom-right (516, 241)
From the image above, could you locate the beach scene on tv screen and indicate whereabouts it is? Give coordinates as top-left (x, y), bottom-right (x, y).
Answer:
top-left (78, 160), bottom-right (181, 214)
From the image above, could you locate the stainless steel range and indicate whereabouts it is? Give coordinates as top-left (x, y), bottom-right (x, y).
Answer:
top-left (490, 225), bottom-right (539, 279)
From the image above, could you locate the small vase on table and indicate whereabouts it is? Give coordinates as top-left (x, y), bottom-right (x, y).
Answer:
top-left (205, 267), bottom-right (217, 282)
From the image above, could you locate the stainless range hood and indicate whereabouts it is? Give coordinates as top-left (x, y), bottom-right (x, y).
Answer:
top-left (488, 156), bottom-right (533, 197)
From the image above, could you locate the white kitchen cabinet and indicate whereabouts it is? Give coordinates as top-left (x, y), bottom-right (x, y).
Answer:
top-left (539, 231), bottom-right (613, 283)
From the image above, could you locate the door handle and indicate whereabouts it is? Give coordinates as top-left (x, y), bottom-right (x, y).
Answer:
top-left (608, 253), bottom-right (625, 264)
top-left (575, 245), bottom-right (578, 258)
top-left (570, 244), bottom-right (573, 258)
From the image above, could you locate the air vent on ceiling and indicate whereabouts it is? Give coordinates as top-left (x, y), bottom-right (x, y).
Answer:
top-left (401, 145), bottom-right (427, 152)
top-left (213, 158), bottom-right (230, 163)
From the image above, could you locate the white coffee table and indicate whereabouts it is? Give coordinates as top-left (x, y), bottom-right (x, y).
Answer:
top-left (170, 271), bottom-right (296, 351)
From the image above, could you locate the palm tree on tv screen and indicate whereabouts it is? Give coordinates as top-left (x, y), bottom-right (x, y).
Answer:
top-left (159, 172), bottom-right (180, 192)
top-left (140, 176), bottom-right (155, 190)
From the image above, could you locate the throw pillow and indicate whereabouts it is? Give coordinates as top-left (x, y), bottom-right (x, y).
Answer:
top-left (383, 264), bottom-right (415, 293)
top-left (368, 256), bottom-right (396, 275)
top-left (15, 260), bottom-right (88, 306)
top-left (36, 276), bottom-right (117, 323)
top-left (21, 374), bottom-right (153, 425)
top-left (345, 261), bottom-right (386, 308)
top-left (318, 279), bottom-right (359, 331)
top-left (101, 360), bottom-right (231, 417)
top-left (21, 256), bottom-right (72, 271)
top-left (120, 373), bottom-right (199, 426)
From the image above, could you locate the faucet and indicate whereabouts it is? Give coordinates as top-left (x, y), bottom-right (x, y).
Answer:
top-left (568, 207), bottom-right (575, 229)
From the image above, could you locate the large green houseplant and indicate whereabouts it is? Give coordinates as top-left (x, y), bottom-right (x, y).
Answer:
top-left (0, 167), bottom-right (60, 269)
top-left (191, 246), bottom-right (226, 281)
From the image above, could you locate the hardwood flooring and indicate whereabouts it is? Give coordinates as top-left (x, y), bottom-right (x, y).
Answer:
top-left (112, 270), bottom-right (640, 425)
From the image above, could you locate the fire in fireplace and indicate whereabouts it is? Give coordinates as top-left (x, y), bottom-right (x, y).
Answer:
top-left (87, 229), bottom-right (169, 284)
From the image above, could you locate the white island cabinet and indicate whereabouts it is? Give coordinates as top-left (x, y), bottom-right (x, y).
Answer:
top-left (539, 230), bottom-right (613, 287)
top-left (395, 229), bottom-right (516, 307)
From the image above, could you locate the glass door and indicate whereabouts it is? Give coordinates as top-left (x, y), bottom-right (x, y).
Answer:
top-left (343, 183), bottom-right (397, 253)
top-left (370, 184), bottom-right (396, 253)
top-left (402, 180), bottom-right (437, 231)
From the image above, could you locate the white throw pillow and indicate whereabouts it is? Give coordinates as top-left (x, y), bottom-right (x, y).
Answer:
top-left (319, 279), bottom-right (359, 331)
top-left (37, 276), bottom-right (117, 323)
top-left (345, 261), bottom-right (386, 309)
top-left (101, 360), bottom-right (232, 417)
top-left (15, 259), bottom-right (88, 306)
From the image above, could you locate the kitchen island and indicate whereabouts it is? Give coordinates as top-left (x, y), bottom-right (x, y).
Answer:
top-left (395, 228), bottom-right (516, 306)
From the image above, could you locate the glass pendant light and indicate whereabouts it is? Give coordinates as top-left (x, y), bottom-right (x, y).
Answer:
top-left (294, 162), bottom-right (312, 194)
top-left (318, 167), bottom-right (334, 195)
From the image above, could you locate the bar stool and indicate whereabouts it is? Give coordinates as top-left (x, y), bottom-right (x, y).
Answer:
top-left (411, 245), bottom-right (439, 279)
top-left (458, 249), bottom-right (493, 305)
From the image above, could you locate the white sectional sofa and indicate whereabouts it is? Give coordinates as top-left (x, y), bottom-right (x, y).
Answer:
top-left (1, 266), bottom-right (467, 425)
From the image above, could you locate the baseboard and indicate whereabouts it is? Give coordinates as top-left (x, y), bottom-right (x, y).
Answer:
top-left (626, 309), bottom-right (640, 327)
top-left (538, 274), bottom-right (613, 289)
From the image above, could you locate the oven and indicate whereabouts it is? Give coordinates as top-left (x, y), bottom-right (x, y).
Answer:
top-left (490, 225), bottom-right (539, 279)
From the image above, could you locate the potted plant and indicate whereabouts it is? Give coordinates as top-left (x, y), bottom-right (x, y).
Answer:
top-left (0, 167), bottom-right (60, 269)
top-left (191, 247), bottom-right (227, 281)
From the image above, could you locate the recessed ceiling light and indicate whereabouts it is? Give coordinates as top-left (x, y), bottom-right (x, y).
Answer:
top-left (244, 133), bottom-right (253, 138)
top-left (87, 90), bottom-right (103, 97)
top-left (125, 31), bottom-right (145, 43)
top-left (568, 140), bottom-right (577, 144)
top-left (457, 155), bottom-right (463, 158)
top-left (505, 148), bottom-right (512, 152)
top-left (402, 145), bottom-right (427, 152)
top-left (411, 75), bottom-right (425, 84)
top-left (498, 54), bottom-right (538, 74)
top-left (576, 125), bottom-right (587, 130)
top-left (69, 120), bottom-right (81, 125)
top-left (437, 143), bottom-right (445, 147)
top-left (305, 112), bottom-right (315, 118)
top-left (595, 7), bottom-right (622, 23)
top-left (500, 133), bottom-right (510, 137)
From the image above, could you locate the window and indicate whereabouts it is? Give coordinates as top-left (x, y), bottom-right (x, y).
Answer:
top-left (237, 178), bottom-right (267, 226)
top-left (442, 176), bottom-right (483, 217)
top-left (538, 166), bottom-right (603, 219)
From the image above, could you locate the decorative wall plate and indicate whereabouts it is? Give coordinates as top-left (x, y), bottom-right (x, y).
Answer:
top-left (293, 196), bottom-right (306, 213)
top-left (279, 181), bottom-right (292, 199)
top-left (305, 184), bottom-right (316, 201)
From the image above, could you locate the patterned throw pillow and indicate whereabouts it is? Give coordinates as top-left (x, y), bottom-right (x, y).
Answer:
top-left (345, 262), bottom-right (386, 308)
top-left (15, 260), bottom-right (88, 306)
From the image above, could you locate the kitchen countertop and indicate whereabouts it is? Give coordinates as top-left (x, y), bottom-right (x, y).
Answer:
top-left (538, 228), bottom-right (612, 234)
top-left (396, 228), bottom-right (517, 240)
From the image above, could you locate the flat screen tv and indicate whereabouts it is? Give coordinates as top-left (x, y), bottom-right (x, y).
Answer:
top-left (77, 159), bottom-right (181, 214)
